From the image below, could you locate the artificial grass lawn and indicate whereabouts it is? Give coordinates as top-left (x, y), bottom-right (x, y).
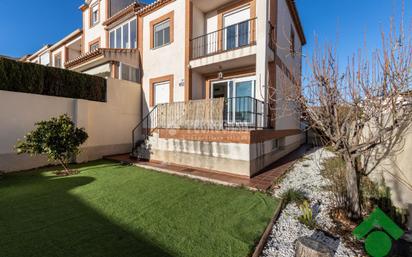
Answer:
top-left (0, 161), bottom-right (279, 257)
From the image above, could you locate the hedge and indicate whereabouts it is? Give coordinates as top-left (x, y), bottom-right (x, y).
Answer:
top-left (0, 57), bottom-right (106, 102)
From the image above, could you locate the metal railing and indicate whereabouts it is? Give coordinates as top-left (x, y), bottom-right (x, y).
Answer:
top-left (131, 105), bottom-right (158, 154)
top-left (190, 18), bottom-right (257, 59)
top-left (131, 96), bottom-right (268, 154)
top-left (223, 96), bottom-right (268, 129)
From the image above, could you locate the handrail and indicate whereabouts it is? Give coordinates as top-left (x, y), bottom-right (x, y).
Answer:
top-left (131, 96), bottom-right (269, 155)
top-left (131, 105), bottom-right (158, 153)
top-left (223, 96), bottom-right (268, 129)
top-left (190, 18), bottom-right (257, 60)
top-left (190, 17), bottom-right (257, 41)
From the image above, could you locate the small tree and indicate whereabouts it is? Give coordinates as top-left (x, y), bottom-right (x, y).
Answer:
top-left (271, 16), bottom-right (412, 219)
top-left (16, 114), bottom-right (88, 175)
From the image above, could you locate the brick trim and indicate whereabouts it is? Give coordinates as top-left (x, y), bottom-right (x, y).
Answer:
top-left (158, 129), bottom-right (302, 144)
top-left (149, 75), bottom-right (174, 107)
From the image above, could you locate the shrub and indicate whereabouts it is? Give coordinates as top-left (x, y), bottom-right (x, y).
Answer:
top-left (280, 188), bottom-right (308, 206)
top-left (368, 184), bottom-right (409, 228)
top-left (321, 157), bottom-right (351, 211)
top-left (15, 114), bottom-right (88, 175)
top-left (0, 57), bottom-right (106, 102)
top-left (298, 200), bottom-right (316, 229)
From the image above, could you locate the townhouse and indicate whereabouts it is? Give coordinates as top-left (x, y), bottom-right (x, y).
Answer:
top-left (23, 0), bottom-right (306, 178)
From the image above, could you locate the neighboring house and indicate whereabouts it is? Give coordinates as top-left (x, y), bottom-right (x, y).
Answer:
top-left (23, 0), bottom-right (306, 178)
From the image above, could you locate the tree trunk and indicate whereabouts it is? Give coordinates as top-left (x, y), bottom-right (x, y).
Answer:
top-left (58, 158), bottom-right (70, 173)
top-left (295, 237), bottom-right (333, 257)
top-left (344, 154), bottom-right (362, 219)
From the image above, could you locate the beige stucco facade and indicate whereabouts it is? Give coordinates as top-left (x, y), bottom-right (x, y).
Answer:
top-left (369, 127), bottom-right (412, 211)
top-left (17, 0), bottom-right (307, 177)
top-left (0, 79), bottom-right (141, 172)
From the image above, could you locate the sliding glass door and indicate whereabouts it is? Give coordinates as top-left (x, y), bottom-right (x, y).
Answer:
top-left (211, 76), bottom-right (256, 126)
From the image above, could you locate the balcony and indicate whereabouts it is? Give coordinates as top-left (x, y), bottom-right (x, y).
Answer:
top-left (190, 18), bottom-right (256, 60)
top-left (189, 18), bottom-right (257, 72)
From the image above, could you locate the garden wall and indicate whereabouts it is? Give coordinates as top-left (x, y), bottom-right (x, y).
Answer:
top-left (0, 78), bottom-right (141, 172)
top-left (369, 127), bottom-right (412, 226)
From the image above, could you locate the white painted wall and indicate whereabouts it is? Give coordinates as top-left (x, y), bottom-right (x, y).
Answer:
top-left (192, 5), bottom-right (205, 38)
top-left (0, 79), bottom-right (141, 172)
top-left (83, 0), bottom-right (108, 51)
top-left (40, 52), bottom-right (50, 66)
top-left (369, 127), bottom-right (412, 210)
top-left (276, 0), bottom-right (302, 80)
top-left (205, 10), bottom-right (218, 34)
top-left (51, 46), bottom-right (66, 67)
top-left (192, 71), bottom-right (205, 99)
top-left (141, 0), bottom-right (186, 114)
top-left (255, 0), bottom-right (269, 104)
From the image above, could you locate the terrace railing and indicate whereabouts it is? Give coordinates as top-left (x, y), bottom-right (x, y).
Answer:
top-left (131, 96), bottom-right (268, 156)
top-left (190, 18), bottom-right (257, 59)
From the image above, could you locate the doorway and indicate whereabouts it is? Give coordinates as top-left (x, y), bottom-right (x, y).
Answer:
top-left (211, 76), bottom-right (256, 125)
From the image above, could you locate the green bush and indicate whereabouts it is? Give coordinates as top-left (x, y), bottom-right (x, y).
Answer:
top-left (280, 188), bottom-right (308, 206)
top-left (15, 114), bottom-right (88, 175)
top-left (298, 200), bottom-right (316, 229)
top-left (0, 57), bottom-right (106, 102)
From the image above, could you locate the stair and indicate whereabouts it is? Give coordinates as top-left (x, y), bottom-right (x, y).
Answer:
top-left (131, 139), bottom-right (148, 160)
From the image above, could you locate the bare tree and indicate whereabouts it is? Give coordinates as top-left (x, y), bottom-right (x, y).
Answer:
top-left (273, 18), bottom-right (412, 219)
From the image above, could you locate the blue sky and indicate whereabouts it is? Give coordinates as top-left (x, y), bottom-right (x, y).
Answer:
top-left (0, 0), bottom-right (410, 65)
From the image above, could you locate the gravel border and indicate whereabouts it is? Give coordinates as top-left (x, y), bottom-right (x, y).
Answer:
top-left (260, 148), bottom-right (359, 257)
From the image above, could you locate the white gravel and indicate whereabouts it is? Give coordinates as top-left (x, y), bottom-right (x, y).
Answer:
top-left (261, 148), bottom-right (358, 257)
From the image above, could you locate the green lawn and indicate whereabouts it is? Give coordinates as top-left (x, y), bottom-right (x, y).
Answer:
top-left (0, 161), bottom-right (279, 257)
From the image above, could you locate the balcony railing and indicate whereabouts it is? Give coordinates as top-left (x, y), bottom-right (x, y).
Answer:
top-left (190, 18), bottom-right (257, 60)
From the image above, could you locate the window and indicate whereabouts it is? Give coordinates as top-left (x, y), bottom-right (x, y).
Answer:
top-left (89, 39), bottom-right (100, 52)
top-left (91, 3), bottom-right (100, 27)
top-left (122, 23), bottom-right (129, 48)
top-left (223, 7), bottom-right (251, 50)
top-left (154, 81), bottom-right (170, 105)
top-left (120, 63), bottom-right (139, 82)
top-left (109, 0), bottom-right (136, 18)
top-left (109, 18), bottom-right (137, 49)
top-left (90, 43), bottom-right (99, 52)
top-left (150, 11), bottom-right (174, 49)
top-left (290, 25), bottom-right (295, 56)
top-left (153, 20), bottom-right (170, 48)
top-left (110, 31), bottom-right (115, 48)
top-left (115, 27), bottom-right (122, 48)
top-left (54, 53), bottom-right (62, 68)
top-left (130, 19), bottom-right (137, 48)
top-left (40, 52), bottom-right (50, 66)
